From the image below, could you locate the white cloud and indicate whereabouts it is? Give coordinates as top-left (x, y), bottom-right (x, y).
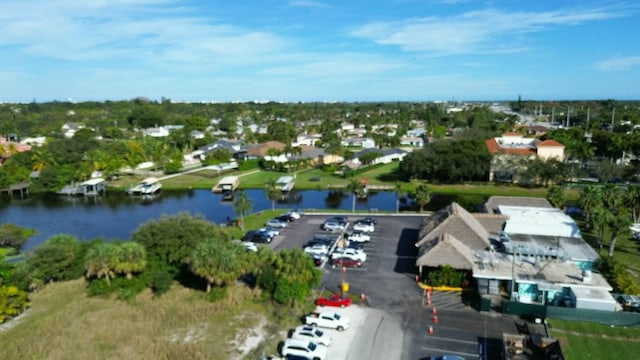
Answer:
top-left (260, 53), bottom-right (405, 78)
top-left (351, 7), bottom-right (622, 55)
top-left (595, 56), bottom-right (640, 71)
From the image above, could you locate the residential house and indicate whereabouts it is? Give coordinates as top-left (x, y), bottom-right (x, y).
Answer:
top-left (406, 128), bottom-right (427, 138)
top-left (142, 127), bottom-right (170, 138)
top-left (289, 147), bottom-right (344, 166)
top-left (61, 123), bottom-right (85, 138)
top-left (245, 141), bottom-right (286, 160)
top-left (400, 136), bottom-right (424, 147)
top-left (351, 148), bottom-right (407, 166)
top-left (341, 137), bottom-right (376, 148)
top-left (293, 134), bottom-right (322, 147)
top-left (485, 133), bottom-right (565, 182)
top-left (20, 136), bottom-right (46, 147)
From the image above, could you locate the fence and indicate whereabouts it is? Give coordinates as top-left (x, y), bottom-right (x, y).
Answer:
top-left (500, 300), bottom-right (640, 327)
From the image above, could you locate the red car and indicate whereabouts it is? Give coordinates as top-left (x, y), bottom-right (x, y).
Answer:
top-left (316, 294), bottom-right (352, 308)
top-left (330, 258), bottom-right (363, 268)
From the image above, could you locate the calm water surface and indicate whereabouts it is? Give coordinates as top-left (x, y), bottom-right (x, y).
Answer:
top-left (0, 189), bottom-right (410, 249)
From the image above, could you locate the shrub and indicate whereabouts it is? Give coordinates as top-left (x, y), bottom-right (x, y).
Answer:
top-left (427, 265), bottom-right (466, 287)
top-left (206, 286), bottom-right (228, 302)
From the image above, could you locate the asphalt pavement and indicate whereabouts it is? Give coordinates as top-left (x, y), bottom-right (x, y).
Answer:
top-left (270, 213), bottom-right (526, 360)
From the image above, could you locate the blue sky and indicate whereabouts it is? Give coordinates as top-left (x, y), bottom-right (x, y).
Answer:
top-left (1, 0), bottom-right (639, 102)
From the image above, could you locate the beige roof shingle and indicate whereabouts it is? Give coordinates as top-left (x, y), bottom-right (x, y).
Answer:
top-left (416, 233), bottom-right (476, 269)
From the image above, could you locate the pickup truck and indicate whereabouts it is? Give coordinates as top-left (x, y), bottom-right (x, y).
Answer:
top-left (304, 311), bottom-right (351, 331)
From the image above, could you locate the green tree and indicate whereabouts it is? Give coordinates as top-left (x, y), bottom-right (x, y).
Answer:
top-left (0, 224), bottom-right (35, 251)
top-left (85, 242), bottom-right (119, 285)
top-left (266, 120), bottom-right (297, 144)
top-left (132, 212), bottom-right (229, 267)
top-left (188, 239), bottom-right (244, 292)
top-left (233, 191), bottom-right (253, 231)
top-left (265, 178), bottom-right (282, 211)
top-left (28, 235), bottom-right (86, 282)
top-left (546, 185), bottom-right (565, 208)
top-left (113, 242), bottom-right (147, 280)
top-left (607, 209), bottom-right (631, 257)
top-left (411, 184), bottom-right (431, 212)
top-left (578, 185), bottom-right (602, 228)
top-left (346, 178), bottom-right (365, 213)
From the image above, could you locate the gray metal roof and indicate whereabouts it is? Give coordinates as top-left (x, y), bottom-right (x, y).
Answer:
top-left (483, 196), bottom-right (552, 214)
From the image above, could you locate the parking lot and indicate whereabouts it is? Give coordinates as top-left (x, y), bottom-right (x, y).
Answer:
top-left (263, 213), bottom-right (525, 360)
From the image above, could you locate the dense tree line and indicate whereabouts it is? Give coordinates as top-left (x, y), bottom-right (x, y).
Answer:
top-left (398, 137), bottom-right (492, 183)
top-left (0, 213), bottom-right (321, 324)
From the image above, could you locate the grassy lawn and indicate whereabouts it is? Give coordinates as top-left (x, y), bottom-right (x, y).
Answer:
top-left (0, 279), bottom-right (310, 360)
top-left (548, 318), bottom-right (640, 360)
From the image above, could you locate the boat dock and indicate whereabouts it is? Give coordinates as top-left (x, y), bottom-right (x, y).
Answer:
top-left (213, 176), bottom-right (240, 193)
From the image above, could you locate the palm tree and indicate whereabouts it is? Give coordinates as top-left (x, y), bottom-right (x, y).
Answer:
top-left (233, 191), bottom-right (253, 231)
top-left (346, 178), bottom-right (364, 213)
top-left (411, 184), bottom-right (431, 212)
top-left (85, 242), bottom-right (119, 285)
top-left (546, 185), bottom-right (565, 208)
top-left (607, 209), bottom-right (632, 257)
top-left (591, 208), bottom-right (612, 252)
top-left (578, 185), bottom-right (602, 228)
top-left (602, 184), bottom-right (622, 209)
top-left (265, 178), bottom-right (282, 211)
top-left (394, 182), bottom-right (403, 213)
top-left (113, 242), bottom-right (147, 280)
top-left (624, 185), bottom-right (640, 223)
top-left (189, 239), bottom-right (242, 292)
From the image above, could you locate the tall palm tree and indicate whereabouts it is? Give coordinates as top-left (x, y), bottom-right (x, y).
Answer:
top-left (233, 191), bottom-right (253, 231)
top-left (591, 208), bottom-right (612, 252)
top-left (85, 242), bottom-right (119, 285)
top-left (411, 184), bottom-right (431, 212)
top-left (395, 182), bottom-right (403, 213)
top-left (113, 242), bottom-right (147, 280)
top-left (546, 185), bottom-right (565, 208)
top-left (189, 239), bottom-right (242, 292)
top-left (624, 185), bottom-right (640, 223)
top-left (578, 185), bottom-right (602, 228)
top-left (602, 184), bottom-right (622, 209)
top-left (346, 178), bottom-right (364, 213)
top-left (607, 209), bottom-right (631, 257)
top-left (265, 178), bottom-right (282, 211)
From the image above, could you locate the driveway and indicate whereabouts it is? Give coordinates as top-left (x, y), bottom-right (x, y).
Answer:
top-left (272, 214), bottom-right (525, 360)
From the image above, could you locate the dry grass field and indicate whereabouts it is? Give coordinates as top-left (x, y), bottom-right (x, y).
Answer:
top-left (0, 279), bottom-right (291, 360)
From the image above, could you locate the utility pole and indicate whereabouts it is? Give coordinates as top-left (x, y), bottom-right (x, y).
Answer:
top-left (611, 108), bottom-right (616, 133)
top-left (551, 106), bottom-right (555, 124)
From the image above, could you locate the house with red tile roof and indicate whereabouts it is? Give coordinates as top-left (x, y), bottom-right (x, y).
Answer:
top-left (486, 133), bottom-right (565, 182)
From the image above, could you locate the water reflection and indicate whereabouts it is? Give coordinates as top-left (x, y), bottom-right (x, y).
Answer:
top-left (1, 189), bottom-right (413, 249)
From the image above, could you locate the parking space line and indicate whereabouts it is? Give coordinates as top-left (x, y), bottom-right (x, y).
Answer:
top-left (419, 335), bottom-right (478, 345)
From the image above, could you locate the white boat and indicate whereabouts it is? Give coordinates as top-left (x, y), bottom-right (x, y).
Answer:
top-left (275, 176), bottom-right (295, 193)
top-left (213, 176), bottom-right (240, 193)
top-left (58, 178), bottom-right (107, 196)
top-left (127, 177), bottom-right (162, 195)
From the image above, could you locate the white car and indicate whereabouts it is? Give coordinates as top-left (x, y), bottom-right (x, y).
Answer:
top-left (258, 227), bottom-right (280, 238)
top-left (281, 339), bottom-right (328, 360)
top-left (242, 242), bottom-right (258, 252)
top-left (291, 325), bottom-right (333, 346)
top-left (304, 244), bottom-right (330, 255)
top-left (352, 221), bottom-right (375, 233)
top-left (322, 221), bottom-right (346, 232)
top-left (304, 311), bottom-right (351, 331)
top-left (285, 210), bottom-right (303, 219)
top-left (331, 248), bottom-right (367, 262)
top-left (347, 230), bottom-right (370, 243)
top-left (265, 218), bottom-right (288, 228)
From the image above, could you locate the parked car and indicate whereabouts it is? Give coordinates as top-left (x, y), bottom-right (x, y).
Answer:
top-left (284, 210), bottom-right (303, 219)
top-left (309, 253), bottom-right (328, 266)
top-left (281, 339), bottom-right (328, 360)
top-left (304, 244), bottom-right (330, 256)
top-left (242, 230), bottom-right (272, 244)
top-left (353, 220), bottom-right (375, 233)
top-left (330, 257), bottom-right (363, 268)
top-left (617, 294), bottom-right (640, 312)
top-left (241, 242), bottom-right (258, 252)
top-left (290, 325), bottom-right (332, 346)
top-left (277, 213), bottom-right (297, 222)
top-left (258, 227), bottom-right (280, 238)
top-left (316, 293), bottom-right (352, 308)
top-left (321, 220), bottom-right (346, 232)
top-left (304, 311), bottom-right (351, 331)
top-left (266, 218), bottom-right (289, 228)
top-left (346, 230), bottom-right (370, 243)
top-left (331, 248), bottom-right (367, 262)
top-left (346, 241), bottom-right (364, 250)
top-left (360, 217), bottom-right (377, 225)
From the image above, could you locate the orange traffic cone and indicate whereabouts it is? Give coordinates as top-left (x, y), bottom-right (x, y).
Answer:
top-left (360, 293), bottom-right (366, 301)
top-left (434, 315), bottom-right (439, 324)
top-left (432, 307), bottom-right (438, 315)
top-left (428, 326), bottom-right (434, 335)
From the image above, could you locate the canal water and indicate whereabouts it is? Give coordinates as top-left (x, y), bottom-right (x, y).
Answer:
top-left (0, 189), bottom-right (414, 249)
